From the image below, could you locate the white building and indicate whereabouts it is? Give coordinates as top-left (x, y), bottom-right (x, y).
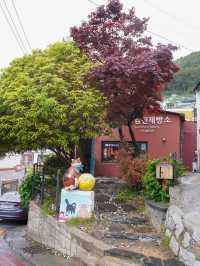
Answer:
top-left (0, 154), bottom-right (26, 195)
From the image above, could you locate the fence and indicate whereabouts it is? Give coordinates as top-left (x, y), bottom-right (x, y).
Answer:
top-left (31, 163), bottom-right (61, 214)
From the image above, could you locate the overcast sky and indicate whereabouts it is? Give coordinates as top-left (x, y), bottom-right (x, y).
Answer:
top-left (0, 0), bottom-right (199, 69)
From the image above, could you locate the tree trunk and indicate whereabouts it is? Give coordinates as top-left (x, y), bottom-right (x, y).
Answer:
top-left (118, 127), bottom-right (124, 143)
top-left (127, 122), bottom-right (140, 157)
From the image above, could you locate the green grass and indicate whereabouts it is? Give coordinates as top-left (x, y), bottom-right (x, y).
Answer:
top-left (160, 235), bottom-right (171, 250)
top-left (115, 187), bottom-right (138, 203)
top-left (66, 215), bottom-right (96, 226)
top-left (40, 198), bottom-right (56, 216)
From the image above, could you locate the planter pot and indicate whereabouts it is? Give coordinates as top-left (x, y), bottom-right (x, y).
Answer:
top-left (145, 199), bottom-right (169, 232)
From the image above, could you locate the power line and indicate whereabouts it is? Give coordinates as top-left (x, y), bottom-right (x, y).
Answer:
top-left (87, 0), bottom-right (195, 53)
top-left (0, 1), bottom-right (25, 54)
top-left (147, 30), bottom-right (194, 52)
top-left (11, 0), bottom-right (32, 51)
top-left (142, 0), bottom-right (200, 32)
top-left (87, 0), bottom-right (99, 6)
top-left (1, 0), bottom-right (28, 53)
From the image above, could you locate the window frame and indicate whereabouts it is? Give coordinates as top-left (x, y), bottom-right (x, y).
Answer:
top-left (101, 141), bottom-right (148, 162)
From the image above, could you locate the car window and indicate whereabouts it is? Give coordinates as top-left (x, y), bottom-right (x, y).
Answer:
top-left (0, 192), bottom-right (20, 202)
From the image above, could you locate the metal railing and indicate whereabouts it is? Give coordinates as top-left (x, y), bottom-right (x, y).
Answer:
top-left (31, 163), bottom-right (61, 214)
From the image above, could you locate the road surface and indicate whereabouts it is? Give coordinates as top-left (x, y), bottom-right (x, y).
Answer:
top-left (0, 221), bottom-right (29, 266)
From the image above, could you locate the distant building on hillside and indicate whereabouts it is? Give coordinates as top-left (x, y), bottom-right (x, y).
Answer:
top-left (166, 108), bottom-right (195, 121)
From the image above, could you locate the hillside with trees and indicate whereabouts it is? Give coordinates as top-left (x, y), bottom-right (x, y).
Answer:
top-left (166, 51), bottom-right (200, 97)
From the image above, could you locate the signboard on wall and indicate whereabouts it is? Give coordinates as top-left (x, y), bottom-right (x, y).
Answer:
top-left (156, 162), bottom-right (173, 179)
top-left (134, 116), bottom-right (172, 133)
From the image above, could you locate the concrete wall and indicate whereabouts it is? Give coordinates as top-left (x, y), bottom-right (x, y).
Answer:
top-left (27, 202), bottom-right (136, 266)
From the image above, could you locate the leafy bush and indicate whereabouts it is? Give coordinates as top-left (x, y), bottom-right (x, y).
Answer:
top-left (142, 159), bottom-right (186, 202)
top-left (19, 172), bottom-right (41, 208)
top-left (43, 154), bottom-right (69, 176)
top-left (142, 160), bottom-right (170, 202)
top-left (118, 145), bottom-right (147, 188)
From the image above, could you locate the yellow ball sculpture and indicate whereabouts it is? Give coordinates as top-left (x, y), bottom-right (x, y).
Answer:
top-left (79, 173), bottom-right (96, 191)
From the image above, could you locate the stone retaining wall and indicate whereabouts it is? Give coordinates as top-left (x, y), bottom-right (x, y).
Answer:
top-left (27, 201), bottom-right (138, 266)
top-left (145, 200), bottom-right (169, 232)
top-left (165, 175), bottom-right (200, 266)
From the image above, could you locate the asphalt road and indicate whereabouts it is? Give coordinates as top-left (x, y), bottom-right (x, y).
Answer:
top-left (0, 220), bottom-right (29, 266)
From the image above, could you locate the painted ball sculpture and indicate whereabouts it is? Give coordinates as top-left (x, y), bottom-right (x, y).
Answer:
top-left (79, 173), bottom-right (96, 191)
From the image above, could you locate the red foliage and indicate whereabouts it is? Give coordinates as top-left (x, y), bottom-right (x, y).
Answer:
top-left (117, 143), bottom-right (147, 187)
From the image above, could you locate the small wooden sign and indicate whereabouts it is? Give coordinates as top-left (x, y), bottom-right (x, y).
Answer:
top-left (156, 162), bottom-right (173, 179)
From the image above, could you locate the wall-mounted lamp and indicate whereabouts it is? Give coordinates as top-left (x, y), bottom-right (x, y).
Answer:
top-left (162, 137), bottom-right (166, 143)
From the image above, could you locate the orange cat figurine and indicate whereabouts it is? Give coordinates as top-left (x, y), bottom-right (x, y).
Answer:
top-left (63, 158), bottom-right (83, 190)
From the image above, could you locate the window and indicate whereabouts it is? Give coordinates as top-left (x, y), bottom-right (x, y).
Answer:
top-left (102, 142), bottom-right (120, 162)
top-left (102, 141), bottom-right (148, 162)
top-left (137, 142), bottom-right (148, 158)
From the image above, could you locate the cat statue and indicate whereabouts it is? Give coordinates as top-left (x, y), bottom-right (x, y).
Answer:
top-left (63, 158), bottom-right (83, 190)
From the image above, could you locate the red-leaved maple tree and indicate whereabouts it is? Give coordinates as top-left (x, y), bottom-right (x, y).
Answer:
top-left (71, 0), bottom-right (179, 155)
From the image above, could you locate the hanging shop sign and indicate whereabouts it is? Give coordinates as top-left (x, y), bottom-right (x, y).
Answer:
top-left (156, 162), bottom-right (173, 180)
top-left (134, 116), bottom-right (172, 133)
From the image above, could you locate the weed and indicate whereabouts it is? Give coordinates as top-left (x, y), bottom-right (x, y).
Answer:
top-left (66, 215), bottom-right (96, 226)
top-left (115, 187), bottom-right (139, 203)
top-left (41, 198), bottom-right (56, 216)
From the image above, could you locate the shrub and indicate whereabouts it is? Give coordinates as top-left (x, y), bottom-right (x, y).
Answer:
top-left (19, 172), bottom-right (41, 208)
top-left (142, 159), bottom-right (186, 202)
top-left (118, 144), bottom-right (147, 188)
top-left (43, 154), bottom-right (69, 176)
top-left (143, 160), bottom-right (170, 202)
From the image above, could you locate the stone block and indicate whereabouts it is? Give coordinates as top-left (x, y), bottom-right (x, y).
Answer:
top-left (165, 205), bottom-right (184, 239)
top-left (70, 239), bottom-right (78, 257)
top-left (193, 245), bottom-right (200, 260)
top-left (179, 247), bottom-right (195, 266)
top-left (145, 200), bottom-right (168, 232)
top-left (182, 232), bottom-right (191, 248)
top-left (169, 236), bottom-right (179, 256)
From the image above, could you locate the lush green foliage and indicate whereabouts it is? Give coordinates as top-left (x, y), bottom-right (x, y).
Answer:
top-left (166, 51), bottom-right (200, 96)
top-left (143, 160), bottom-right (170, 202)
top-left (0, 42), bottom-right (107, 161)
top-left (19, 172), bottom-right (40, 208)
top-left (43, 154), bottom-right (68, 176)
top-left (143, 159), bottom-right (186, 202)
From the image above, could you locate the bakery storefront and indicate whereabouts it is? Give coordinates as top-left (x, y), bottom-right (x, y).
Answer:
top-left (94, 110), bottom-right (196, 177)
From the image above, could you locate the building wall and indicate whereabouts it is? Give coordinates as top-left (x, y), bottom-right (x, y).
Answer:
top-left (94, 112), bottom-right (182, 177)
top-left (196, 91), bottom-right (200, 170)
top-left (182, 121), bottom-right (197, 171)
